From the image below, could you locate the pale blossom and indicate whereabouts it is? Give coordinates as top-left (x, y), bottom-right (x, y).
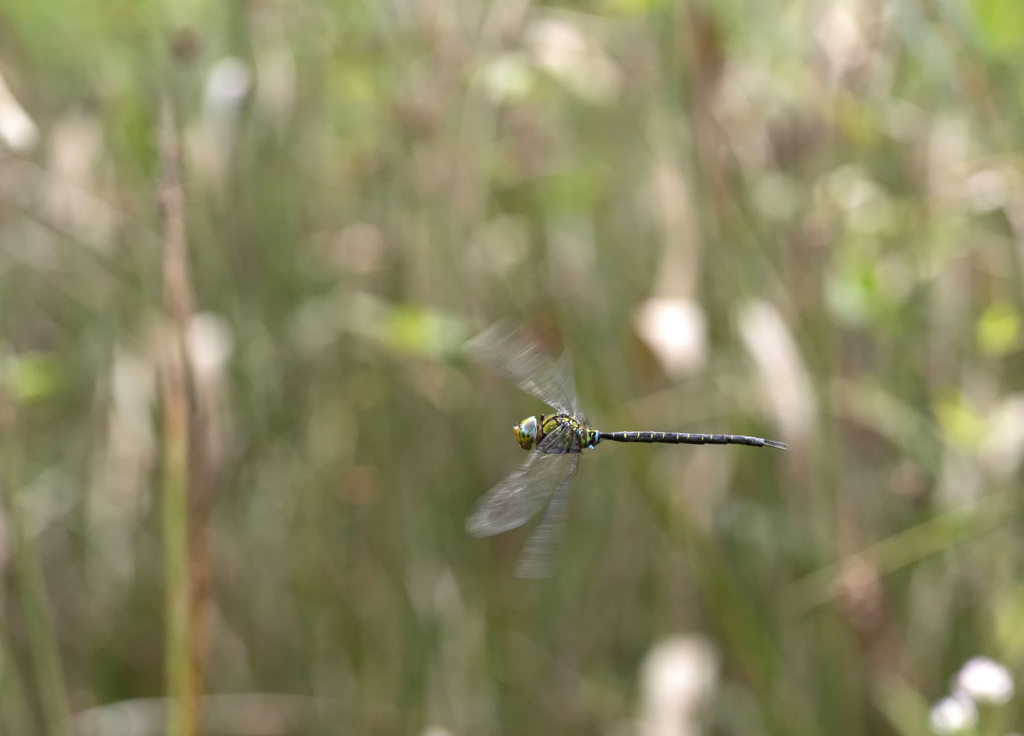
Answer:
top-left (929, 693), bottom-right (977, 734)
top-left (639, 635), bottom-right (719, 736)
top-left (955, 656), bottom-right (1014, 705)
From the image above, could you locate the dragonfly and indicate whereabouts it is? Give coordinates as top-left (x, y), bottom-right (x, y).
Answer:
top-left (464, 321), bottom-right (787, 578)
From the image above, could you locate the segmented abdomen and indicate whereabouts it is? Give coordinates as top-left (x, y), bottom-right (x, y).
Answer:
top-left (599, 432), bottom-right (772, 447)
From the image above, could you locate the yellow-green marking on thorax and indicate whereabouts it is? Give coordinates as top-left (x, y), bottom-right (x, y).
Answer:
top-left (513, 413), bottom-right (601, 451)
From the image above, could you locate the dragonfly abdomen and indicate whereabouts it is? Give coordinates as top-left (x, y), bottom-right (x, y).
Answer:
top-left (597, 431), bottom-right (786, 449)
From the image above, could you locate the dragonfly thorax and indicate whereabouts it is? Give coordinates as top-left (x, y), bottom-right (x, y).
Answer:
top-left (513, 416), bottom-right (539, 450)
top-left (514, 413), bottom-right (601, 452)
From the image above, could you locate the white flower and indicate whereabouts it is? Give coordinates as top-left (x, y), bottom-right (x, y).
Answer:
top-left (956, 656), bottom-right (1015, 705)
top-left (929, 693), bottom-right (977, 734)
top-left (639, 635), bottom-right (719, 736)
top-left (634, 298), bottom-right (706, 378)
top-left (0, 69), bottom-right (39, 152)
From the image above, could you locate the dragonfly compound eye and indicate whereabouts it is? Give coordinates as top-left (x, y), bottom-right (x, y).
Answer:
top-left (514, 416), bottom-right (538, 450)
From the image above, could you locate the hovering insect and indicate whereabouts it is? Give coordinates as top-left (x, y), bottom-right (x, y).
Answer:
top-left (464, 321), bottom-right (786, 577)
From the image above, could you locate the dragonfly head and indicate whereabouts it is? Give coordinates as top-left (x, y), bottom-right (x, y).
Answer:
top-left (513, 416), bottom-right (539, 450)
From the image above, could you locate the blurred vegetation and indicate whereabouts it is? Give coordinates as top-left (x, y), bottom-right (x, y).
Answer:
top-left (2, 0), bottom-right (1024, 734)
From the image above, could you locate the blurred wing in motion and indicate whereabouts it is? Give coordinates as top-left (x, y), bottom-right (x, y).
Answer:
top-left (466, 450), bottom-right (575, 538)
top-left (514, 454), bottom-right (578, 578)
top-left (464, 320), bottom-right (579, 417)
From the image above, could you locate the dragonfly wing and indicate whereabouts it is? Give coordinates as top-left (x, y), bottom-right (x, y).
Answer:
top-left (552, 350), bottom-right (582, 420)
top-left (514, 453), bottom-right (579, 578)
top-left (466, 450), bottom-right (572, 538)
top-left (464, 321), bottom-right (578, 416)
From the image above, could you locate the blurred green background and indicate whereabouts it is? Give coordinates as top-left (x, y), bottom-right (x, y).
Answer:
top-left (3, 0), bottom-right (1024, 734)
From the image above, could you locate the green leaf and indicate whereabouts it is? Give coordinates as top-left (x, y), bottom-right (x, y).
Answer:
top-left (7, 353), bottom-right (64, 404)
top-left (972, 0), bottom-right (1024, 55)
top-left (976, 300), bottom-right (1020, 356)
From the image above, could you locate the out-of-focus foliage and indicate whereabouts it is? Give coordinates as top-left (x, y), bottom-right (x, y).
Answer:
top-left (2, 0), bottom-right (1024, 734)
